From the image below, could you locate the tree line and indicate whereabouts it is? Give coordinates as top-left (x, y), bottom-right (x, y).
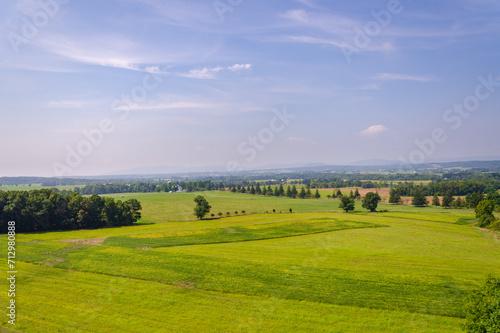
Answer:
top-left (0, 189), bottom-right (142, 233)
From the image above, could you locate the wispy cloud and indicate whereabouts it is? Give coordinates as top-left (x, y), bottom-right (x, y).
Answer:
top-left (373, 73), bottom-right (438, 82)
top-left (360, 125), bottom-right (388, 137)
top-left (113, 102), bottom-right (218, 112)
top-left (294, 0), bottom-right (319, 9)
top-left (179, 64), bottom-right (252, 79)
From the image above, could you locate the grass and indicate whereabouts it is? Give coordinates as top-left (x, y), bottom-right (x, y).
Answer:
top-left (1, 192), bottom-right (498, 332)
top-left (103, 214), bottom-right (383, 248)
top-left (1, 262), bottom-right (463, 333)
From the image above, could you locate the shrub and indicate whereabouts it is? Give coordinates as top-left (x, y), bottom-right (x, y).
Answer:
top-left (463, 276), bottom-right (500, 332)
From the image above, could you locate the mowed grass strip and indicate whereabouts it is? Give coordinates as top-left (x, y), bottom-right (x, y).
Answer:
top-left (0, 262), bottom-right (463, 333)
top-left (30, 244), bottom-right (471, 317)
top-left (103, 216), bottom-right (384, 248)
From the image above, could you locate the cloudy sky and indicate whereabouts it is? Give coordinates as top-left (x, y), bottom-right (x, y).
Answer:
top-left (1, 0), bottom-right (499, 176)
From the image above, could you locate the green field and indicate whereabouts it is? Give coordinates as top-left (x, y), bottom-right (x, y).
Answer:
top-left (1, 192), bottom-right (499, 332)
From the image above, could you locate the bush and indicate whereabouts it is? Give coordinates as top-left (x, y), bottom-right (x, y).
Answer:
top-left (241, 210), bottom-right (246, 214)
top-left (490, 220), bottom-right (500, 231)
top-left (463, 276), bottom-right (500, 332)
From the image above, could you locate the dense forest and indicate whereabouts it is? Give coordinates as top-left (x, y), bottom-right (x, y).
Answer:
top-left (0, 189), bottom-right (142, 233)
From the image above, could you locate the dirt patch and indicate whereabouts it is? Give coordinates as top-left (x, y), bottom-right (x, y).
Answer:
top-left (25, 240), bottom-right (41, 243)
top-left (222, 227), bottom-right (239, 234)
top-left (60, 237), bottom-right (107, 246)
top-left (172, 282), bottom-right (196, 289)
top-left (136, 247), bottom-right (153, 250)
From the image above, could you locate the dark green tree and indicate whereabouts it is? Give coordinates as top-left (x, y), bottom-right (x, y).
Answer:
top-left (441, 191), bottom-right (454, 208)
top-left (278, 184), bottom-right (285, 196)
top-left (466, 192), bottom-right (485, 209)
top-left (299, 187), bottom-right (306, 199)
top-left (475, 200), bottom-right (496, 228)
top-left (354, 189), bottom-right (361, 200)
top-left (452, 197), bottom-right (464, 209)
top-left (432, 194), bottom-right (440, 207)
top-left (389, 189), bottom-right (402, 204)
top-left (193, 195), bottom-right (211, 219)
top-left (314, 189), bottom-right (321, 199)
top-left (339, 195), bottom-right (355, 213)
top-left (362, 192), bottom-right (381, 212)
top-left (256, 183), bottom-right (262, 195)
top-left (412, 187), bottom-right (427, 207)
top-left (273, 186), bottom-right (280, 197)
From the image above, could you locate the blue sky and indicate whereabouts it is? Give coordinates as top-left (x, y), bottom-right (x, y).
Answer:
top-left (1, 0), bottom-right (499, 176)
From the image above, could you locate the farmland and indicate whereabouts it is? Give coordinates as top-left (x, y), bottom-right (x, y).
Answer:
top-left (1, 192), bottom-right (499, 332)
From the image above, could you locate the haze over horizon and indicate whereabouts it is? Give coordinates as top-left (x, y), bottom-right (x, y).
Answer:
top-left (1, 0), bottom-right (499, 177)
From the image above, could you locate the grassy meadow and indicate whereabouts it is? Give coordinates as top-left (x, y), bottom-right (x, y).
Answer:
top-left (1, 191), bottom-right (499, 332)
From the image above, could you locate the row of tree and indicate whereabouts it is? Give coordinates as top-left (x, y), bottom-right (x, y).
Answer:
top-left (388, 186), bottom-right (500, 209)
top-left (228, 184), bottom-right (322, 199)
top-left (0, 189), bottom-right (142, 232)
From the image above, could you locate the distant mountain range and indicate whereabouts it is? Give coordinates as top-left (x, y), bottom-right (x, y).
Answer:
top-left (104, 158), bottom-right (500, 177)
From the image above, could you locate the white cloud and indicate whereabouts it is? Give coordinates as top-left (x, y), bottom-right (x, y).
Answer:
top-left (113, 102), bottom-right (218, 112)
top-left (374, 73), bottom-right (438, 82)
top-left (228, 64), bottom-right (252, 71)
top-left (360, 125), bottom-right (388, 137)
top-left (180, 64), bottom-right (251, 79)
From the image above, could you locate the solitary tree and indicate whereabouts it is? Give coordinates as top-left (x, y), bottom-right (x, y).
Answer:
top-left (193, 195), bottom-right (211, 219)
top-left (362, 192), bottom-right (381, 212)
top-left (339, 195), bottom-right (355, 213)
